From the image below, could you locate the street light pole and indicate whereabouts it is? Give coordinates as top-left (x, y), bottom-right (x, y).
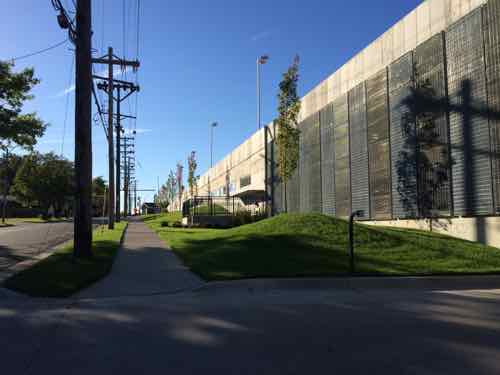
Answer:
top-left (257, 55), bottom-right (269, 130)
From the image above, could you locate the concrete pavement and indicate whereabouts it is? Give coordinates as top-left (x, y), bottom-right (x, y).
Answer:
top-left (2, 218), bottom-right (500, 373)
top-left (2, 285), bottom-right (500, 374)
top-left (77, 218), bottom-right (204, 299)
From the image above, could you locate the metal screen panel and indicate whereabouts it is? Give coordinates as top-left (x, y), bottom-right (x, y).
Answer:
top-left (271, 138), bottom-right (284, 214)
top-left (446, 8), bottom-right (494, 216)
top-left (333, 94), bottom-right (351, 217)
top-left (414, 33), bottom-right (452, 217)
top-left (320, 104), bottom-right (335, 215)
top-left (299, 113), bottom-right (322, 213)
top-left (367, 69), bottom-right (392, 219)
top-left (287, 167), bottom-right (300, 213)
top-left (484, 0), bottom-right (500, 214)
top-left (389, 52), bottom-right (418, 218)
top-left (348, 83), bottom-right (370, 219)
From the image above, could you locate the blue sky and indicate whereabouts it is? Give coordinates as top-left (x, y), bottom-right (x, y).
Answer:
top-left (1, 0), bottom-right (422, 202)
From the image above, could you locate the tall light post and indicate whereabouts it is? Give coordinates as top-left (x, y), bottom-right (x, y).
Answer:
top-left (209, 122), bottom-right (218, 196)
top-left (257, 55), bottom-right (269, 130)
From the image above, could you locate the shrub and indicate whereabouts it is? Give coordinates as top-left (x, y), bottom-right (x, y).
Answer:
top-left (171, 221), bottom-right (183, 228)
top-left (160, 221), bottom-right (169, 227)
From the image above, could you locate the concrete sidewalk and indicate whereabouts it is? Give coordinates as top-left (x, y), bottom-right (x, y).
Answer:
top-left (78, 218), bottom-right (204, 299)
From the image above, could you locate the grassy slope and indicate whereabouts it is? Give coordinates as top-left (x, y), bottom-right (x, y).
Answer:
top-left (4, 222), bottom-right (127, 297)
top-left (145, 213), bottom-right (500, 281)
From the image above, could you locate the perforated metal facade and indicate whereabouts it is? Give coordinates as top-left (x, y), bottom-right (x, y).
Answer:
top-left (349, 83), bottom-right (370, 219)
top-left (389, 52), bottom-right (418, 218)
top-left (299, 113), bottom-right (322, 213)
top-left (446, 8), bottom-right (494, 216)
top-left (367, 69), bottom-right (392, 219)
top-left (333, 94), bottom-right (351, 217)
top-left (484, 0), bottom-right (500, 213)
top-left (320, 104), bottom-right (336, 215)
top-left (414, 33), bottom-right (452, 217)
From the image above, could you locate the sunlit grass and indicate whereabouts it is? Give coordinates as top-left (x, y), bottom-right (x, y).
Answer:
top-left (4, 222), bottom-right (127, 297)
top-left (145, 213), bottom-right (500, 281)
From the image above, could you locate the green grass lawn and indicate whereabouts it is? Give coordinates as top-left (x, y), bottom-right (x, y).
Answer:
top-left (145, 212), bottom-right (500, 281)
top-left (4, 222), bottom-right (128, 297)
top-left (142, 211), bottom-right (181, 225)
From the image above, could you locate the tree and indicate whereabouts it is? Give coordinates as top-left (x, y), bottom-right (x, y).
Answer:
top-left (0, 152), bottom-right (23, 223)
top-left (176, 162), bottom-right (184, 209)
top-left (276, 55), bottom-right (301, 212)
top-left (0, 61), bottom-right (47, 152)
top-left (165, 170), bottom-right (177, 210)
top-left (13, 152), bottom-right (74, 218)
top-left (92, 176), bottom-right (107, 217)
top-left (187, 151), bottom-right (198, 198)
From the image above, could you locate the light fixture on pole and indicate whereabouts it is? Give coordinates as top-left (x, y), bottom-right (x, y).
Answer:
top-left (257, 55), bottom-right (269, 130)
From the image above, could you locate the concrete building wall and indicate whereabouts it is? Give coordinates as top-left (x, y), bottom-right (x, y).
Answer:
top-left (298, 0), bottom-right (487, 122)
top-left (364, 217), bottom-right (500, 249)
top-left (198, 127), bottom-right (270, 197)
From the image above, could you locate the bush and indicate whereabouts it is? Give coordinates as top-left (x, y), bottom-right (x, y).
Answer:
top-left (172, 221), bottom-right (183, 228)
top-left (160, 221), bottom-right (169, 227)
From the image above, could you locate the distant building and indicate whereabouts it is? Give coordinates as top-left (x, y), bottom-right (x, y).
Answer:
top-left (141, 202), bottom-right (160, 215)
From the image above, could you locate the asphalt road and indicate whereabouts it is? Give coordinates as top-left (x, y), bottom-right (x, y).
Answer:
top-left (0, 221), bottom-right (74, 272)
top-left (0, 219), bottom-right (106, 273)
top-left (1, 285), bottom-right (499, 374)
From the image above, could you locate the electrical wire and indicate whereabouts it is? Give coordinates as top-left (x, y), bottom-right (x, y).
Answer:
top-left (6, 39), bottom-right (68, 63)
top-left (61, 52), bottom-right (75, 156)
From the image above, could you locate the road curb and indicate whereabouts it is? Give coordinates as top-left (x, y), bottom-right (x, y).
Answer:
top-left (195, 275), bottom-right (500, 294)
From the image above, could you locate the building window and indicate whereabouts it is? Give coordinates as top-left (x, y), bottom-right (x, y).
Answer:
top-left (240, 175), bottom-right (251, 188)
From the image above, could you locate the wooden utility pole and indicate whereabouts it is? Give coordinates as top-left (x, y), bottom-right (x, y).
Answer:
top-left (107, 47), bottom-right (115, 229)
top-left (74, 0), bottom-right (93, 257)
top-left (92, 51), bottom-right (139, 229)
top-left (115, 87), bottom-right (121, 223)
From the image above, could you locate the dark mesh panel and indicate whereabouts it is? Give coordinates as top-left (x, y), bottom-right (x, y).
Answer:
top-left (484, 0), bottom-right (500, 214)
top-left (333, 94), bottom-right (351, 217)
top-left (287, 167), bottom-right (300, 213)
top-left (414, 33), bottom-right (452, 217)
top-left (320, 104), bottom-right (336, 215)
top-left (367, 69), bottom-right (392, 219)
top-left (349, 83), bottom-right (370, 219)
top-left (389, 52), bottom-right (418, 218)
top-left (446, 8), bottom-right (493, 216)
top-left (299, 113), bottom-right (322, 213)
top-left (271, 137), bottom-right (284, 214)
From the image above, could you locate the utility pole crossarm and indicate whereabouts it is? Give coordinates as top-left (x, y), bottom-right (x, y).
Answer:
top-left (91, 57), bottom-right (140, 69)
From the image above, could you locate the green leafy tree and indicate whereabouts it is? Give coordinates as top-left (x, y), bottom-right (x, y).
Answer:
top-left (0, 152), bottom-right (23, 222)
top-left (165, 170), bottom-right (177, 210)
top-left (0, 61), bottom-right (47, 151)
top-left (92, 176), bottom-right (107, 217)
top-left (276, 55), bottom-right (301, 212)
top-left (13, 152), bottom-right (74, 218)
top-left (176, 162), bottom-right (184, 209)
top-left (187, 151), bottom-right (198, 198)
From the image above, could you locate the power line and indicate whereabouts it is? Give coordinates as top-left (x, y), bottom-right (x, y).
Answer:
top-left (61, 51), bottom-right (75, 156)
top-left (6, 39), bottom-right (68, 62)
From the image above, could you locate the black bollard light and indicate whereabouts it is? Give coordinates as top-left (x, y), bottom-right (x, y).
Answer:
top-left (349, 210), bottom-right (364, 274)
